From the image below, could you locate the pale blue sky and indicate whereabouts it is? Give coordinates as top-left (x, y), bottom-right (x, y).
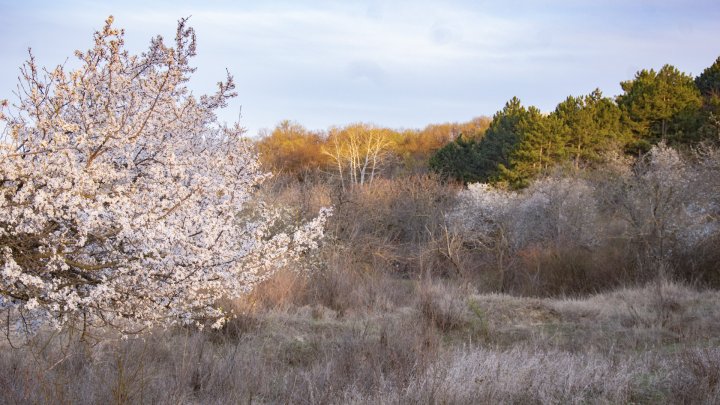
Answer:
top-left (1, 0), bottom-right (719, 136)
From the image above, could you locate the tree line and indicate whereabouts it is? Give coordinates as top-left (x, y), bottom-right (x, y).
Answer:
top-left (255, 117), bottom-right (490, 184)
top-left (257, 57), bottom-right (720, 188)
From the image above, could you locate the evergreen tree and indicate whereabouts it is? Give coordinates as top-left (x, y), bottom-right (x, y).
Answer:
top-left (617, 65), bottom-right (702, 147)
top-left (696, 56), bottom-right (720, 140)
top-left (498, 107), bottom-right (560, 187)
top-left (429, 135), bottom-right (482, 183)
top-left (696, 56), bottom-right (720, 101)
top-left (430, 97), bottom-right (531, 185)
top-left (553, 89), bottom-right (628, 166)
top-left (475, 97), bottom-right (530, 184)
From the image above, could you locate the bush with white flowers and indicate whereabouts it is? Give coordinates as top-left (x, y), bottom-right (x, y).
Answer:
top-left (0, 17), bottom-right (330, 333)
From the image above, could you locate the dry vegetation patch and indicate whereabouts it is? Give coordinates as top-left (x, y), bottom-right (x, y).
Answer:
top-left (2, 281), bottom-right (720, 404)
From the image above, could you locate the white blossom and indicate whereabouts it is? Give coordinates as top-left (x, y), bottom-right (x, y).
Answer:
top-left (0, 17), bottom-right (330, 334)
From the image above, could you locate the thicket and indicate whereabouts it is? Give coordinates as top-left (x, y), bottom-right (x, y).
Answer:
top-left (247, 142), bottom-right (719, 310)
top-left (246, 56), bottom-right (720, 301)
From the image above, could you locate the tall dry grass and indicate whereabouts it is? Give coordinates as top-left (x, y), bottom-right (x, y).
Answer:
top-left (2, 280), bottom-right (719, 404)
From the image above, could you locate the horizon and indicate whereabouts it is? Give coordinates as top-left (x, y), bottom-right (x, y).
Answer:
top-left (1, 0), bottom-right (719, 137)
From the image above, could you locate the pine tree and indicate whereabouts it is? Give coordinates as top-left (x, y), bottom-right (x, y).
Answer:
top-left (508, 112), bottom-right (568, 183)
top-left (475, 97), bottom-right (529, 184)
top-left (428, 135), bottom-right (482, 183)
top-left (695, 56), bottom-right (720, 140)
top-left (553, 89), bottom-right (628, 166)
top-left (617, 65), bottom-right (702, 146)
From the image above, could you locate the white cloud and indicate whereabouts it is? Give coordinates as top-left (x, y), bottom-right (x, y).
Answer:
top-left (1, 0), bottom-right (719, 135)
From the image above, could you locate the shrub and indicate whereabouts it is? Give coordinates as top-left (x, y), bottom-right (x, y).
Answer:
top-left (0, 17), bottom-right (330, 335)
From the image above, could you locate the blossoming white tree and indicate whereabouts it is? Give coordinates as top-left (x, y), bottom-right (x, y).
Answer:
top-left (0, 17), bottom-right (330, 334)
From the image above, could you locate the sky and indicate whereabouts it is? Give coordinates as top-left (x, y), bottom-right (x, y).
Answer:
top-left (1, 0), bottom-right (719, 137)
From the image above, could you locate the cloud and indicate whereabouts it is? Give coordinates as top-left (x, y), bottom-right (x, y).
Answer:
top-left (1, 0), bottom-right (719, 135)
top-left (347, 60), bottom-right (386, 85)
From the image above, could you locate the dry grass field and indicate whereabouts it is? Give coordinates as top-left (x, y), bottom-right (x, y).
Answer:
top-left (2, 279), bottom-right (719, 404)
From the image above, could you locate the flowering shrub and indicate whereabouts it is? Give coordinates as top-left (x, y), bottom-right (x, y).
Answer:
top-left (448, 143), bottom-right (720, 292)
top-left (451, 177), bottom-right (599, 251)
top-left (0, 17), bottom-right (330, 333)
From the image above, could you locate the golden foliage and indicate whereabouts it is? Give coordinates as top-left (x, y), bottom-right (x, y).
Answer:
top-left (257, 120), bottom-right (330, 178)
top-left (255, 117), bottom-right (490, 178)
